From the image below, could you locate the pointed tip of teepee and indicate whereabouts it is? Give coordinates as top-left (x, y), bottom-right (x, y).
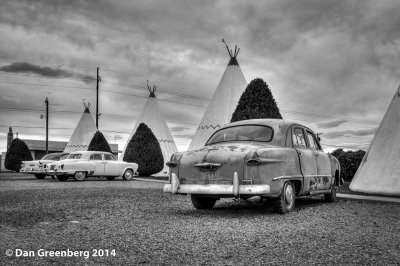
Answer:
top-left (83, 99), bottom-right (91, 113)
top-left (147, 80), bottom-right (157, 98)
top-left (222, 39), bottom-right (240, 66)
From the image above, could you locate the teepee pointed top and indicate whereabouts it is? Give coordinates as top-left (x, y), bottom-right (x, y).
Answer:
top-left (147, 80), bottom-right (157, 98)
top-left (222, 39), bottom-right (240, 66)
top-left (83, 99), bottom-right (91, 113)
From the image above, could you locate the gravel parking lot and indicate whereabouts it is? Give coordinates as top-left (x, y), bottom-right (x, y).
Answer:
top-left (1, 174), bottom-right (399, 265)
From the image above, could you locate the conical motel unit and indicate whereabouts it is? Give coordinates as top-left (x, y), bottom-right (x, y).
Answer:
top-left (63, 102), bottom-right (97, 153)
top-left (189, 40), bottom-right (247, 150)
top-left (350, 84), bottom-right (400, 196)
top-left (121, 82), bottom-right (178, 175)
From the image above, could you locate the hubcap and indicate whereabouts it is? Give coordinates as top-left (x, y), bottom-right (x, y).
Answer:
top-left (125, 171), bottom-right (132, 180)
top-left (285, 185), bottom-right (294, 207)
top-left (76, 172), bottom-right (85, 180)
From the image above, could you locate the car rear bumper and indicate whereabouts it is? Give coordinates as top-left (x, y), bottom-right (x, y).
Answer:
top-left (163, 172), bottom-right (270, 196)
top-left (20, 169), bottom-right (46, 174)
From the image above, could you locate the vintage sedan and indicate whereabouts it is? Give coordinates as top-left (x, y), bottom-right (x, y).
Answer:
top-left (164, 119), bottom-right (342, 214)
top-left (20, 152), bottom-right (69, 179)
top-left (46, 151), bottom-right (138, 182)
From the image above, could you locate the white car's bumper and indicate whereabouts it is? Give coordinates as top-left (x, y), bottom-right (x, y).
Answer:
top-left (163, 172), bottom-right (270, 196)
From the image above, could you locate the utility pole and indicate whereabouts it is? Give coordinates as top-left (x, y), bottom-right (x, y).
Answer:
top-left (45, 97), bottom-right (49, 154)
top-left (96, 67), bottom-right (101, 129)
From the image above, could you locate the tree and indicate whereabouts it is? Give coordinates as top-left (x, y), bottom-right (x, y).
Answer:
top-left (5, 138), bottom-right (33, 172)
top-left (88, 131), bottom-right (112, 153)
top-left (231, 78), bottom-right (282, 122)
top-left (123, 123), bottom-right (164, 176)
top-left (331, 149), bottom-right (366, 181)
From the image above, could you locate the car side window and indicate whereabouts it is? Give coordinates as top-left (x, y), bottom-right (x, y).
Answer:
top-left (293, 128), bottom-right (307, 147)
top-left (90, 154), bottom-right (103, 160)
top-left (104, 154), bottom-right (116, 161)
top-left (306, 131), bottom-right (320, 150)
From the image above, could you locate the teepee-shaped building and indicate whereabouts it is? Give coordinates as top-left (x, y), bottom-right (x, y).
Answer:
top-left (189, 40), bottom-right (247, 150)
top-left (122, 82), bottom-right (178, 175)
top-left (64, 101), bottom-right (97, 153)
top-left (350, 84), bottom-right (400, 195)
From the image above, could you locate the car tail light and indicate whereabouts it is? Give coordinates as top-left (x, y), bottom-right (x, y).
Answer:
top-left (166, 161), bottom-right (177, 167)
top-left (247, 159), bottom-right (261, 165)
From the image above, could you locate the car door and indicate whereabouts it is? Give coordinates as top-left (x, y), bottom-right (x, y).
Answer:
top-left (103, 153), bottom-right (121, 176)
top-left (90, 153), bottom-right (105, 176)
top-left (292, 126), bottom-right (318, 193)
top-left (305, 130), bottom-right (332, 190)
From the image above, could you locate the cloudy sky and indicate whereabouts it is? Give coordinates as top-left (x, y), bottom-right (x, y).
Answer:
top-left (1, 0), bottom-right (400, 154)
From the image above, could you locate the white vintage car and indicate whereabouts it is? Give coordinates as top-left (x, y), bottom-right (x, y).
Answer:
top-left (20, 152), bottom-right (69, 179)
top-left (46, 151), bottom-right (138, 182)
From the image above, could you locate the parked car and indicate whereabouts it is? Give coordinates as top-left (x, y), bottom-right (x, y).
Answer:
top-left (20, 152), bottom-right (69, 179)
top-left (46, 151), bottom-right (138, 182)
top-left (164, 119), bottom-right (342, 214)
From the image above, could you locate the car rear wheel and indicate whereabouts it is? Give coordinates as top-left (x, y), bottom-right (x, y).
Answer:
top-left (122, 169), bottom-right (133, 180)
top-left (34, 174), bottom-right (46, 179)
top-left (106, 176), bottom-right (116, 181)
top-left (324, 186), bottom-right (337, 203)
top-left (57, 175), bottom-right (69, 181)
top-left (73, 171), bottom-right (86, 181)
top-left (273, 181), bottom-right (295, 214)
top-left (190, 195), bottom-right (217, 210)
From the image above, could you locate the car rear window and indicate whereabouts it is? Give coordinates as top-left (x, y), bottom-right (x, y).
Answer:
top-left (42, 154), bottom-right (60, 160)
top-left (206, 125), bottom-right (273, 145)
top-left (67, 154), bottom-right (82, 159)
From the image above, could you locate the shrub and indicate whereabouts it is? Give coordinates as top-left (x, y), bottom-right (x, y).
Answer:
top-left (331, 149), bottom-right (366, 181)
top-left (123, 123), bottom-right (164, 176)
top-left (5, 138), bottom-right (33, 172)
top-left (231, 78), bottom-right (282, 122)
top-left (88, 131), bottom-right (112, 153)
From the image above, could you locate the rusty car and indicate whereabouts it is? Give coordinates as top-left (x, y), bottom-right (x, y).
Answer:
top-left (163, 119), bottom-right (341, 213)
top-left (46, 151), bottom-right (138, 181)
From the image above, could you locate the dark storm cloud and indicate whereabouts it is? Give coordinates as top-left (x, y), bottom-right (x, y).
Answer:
top-left (0, 62), bottom-right (95, 83)
top-left (318, 119), bottom-right (348, 128)
top-left (323, 127), bottom-right (377, 139)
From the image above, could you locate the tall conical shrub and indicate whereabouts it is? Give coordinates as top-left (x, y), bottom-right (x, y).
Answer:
top-left (5, 138), bottom-right (33, 172)
top-left (123, 123), bottom-right (164, 176)
top-left (231, 78), bottom-right (282, 122)
top-left (88, 131), bottom-right (112, 153)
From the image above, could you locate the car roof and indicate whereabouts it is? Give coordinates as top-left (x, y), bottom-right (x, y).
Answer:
top-left (221, 119), bottom-right (307, 131)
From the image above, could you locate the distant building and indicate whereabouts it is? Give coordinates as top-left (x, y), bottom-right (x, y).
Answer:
top-left (1, 127), bottom-right (119, 172)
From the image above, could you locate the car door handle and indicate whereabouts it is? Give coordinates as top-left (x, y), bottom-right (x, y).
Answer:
top-left (314, 153), bottom-right (319, 157)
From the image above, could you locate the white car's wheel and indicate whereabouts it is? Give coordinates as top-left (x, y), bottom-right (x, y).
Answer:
top-left (123, 169), bottom-right (133, 181)
top-left (73, 171), bottom-right (86, 181)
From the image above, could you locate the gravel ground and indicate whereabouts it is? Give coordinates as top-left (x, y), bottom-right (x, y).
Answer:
top-left (0, 174), bottom-right (399, 265)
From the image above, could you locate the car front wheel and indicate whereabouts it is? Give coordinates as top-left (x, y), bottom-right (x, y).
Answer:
top-left (73, 171), bottom-right (86, 181)
top-left (273, 181), bottom-right (295, 214)
top-left (324, 186), bottom-right (337, 203)
top-left (122, 169), bottom-right (133, 180)
top-left (34, 174), bottom-right (46, 179)
top-left (190, 195), bottom-right (217, 210)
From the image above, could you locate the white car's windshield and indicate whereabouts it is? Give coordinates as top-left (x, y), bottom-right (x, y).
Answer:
top-left (207, 125), bottom-right (273, 145)
top-left (67, 154), bottom-right (82, 159)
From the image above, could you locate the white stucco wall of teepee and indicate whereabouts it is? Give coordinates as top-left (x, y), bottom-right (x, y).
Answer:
top-left (121, 96), bottom-right (178, 176)
top-left (188, 61), bottom-right (247, 150)
top-left (64, 107), bottom-right (97, 153)
top-left (350, 84), bottom-right (400, 196)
